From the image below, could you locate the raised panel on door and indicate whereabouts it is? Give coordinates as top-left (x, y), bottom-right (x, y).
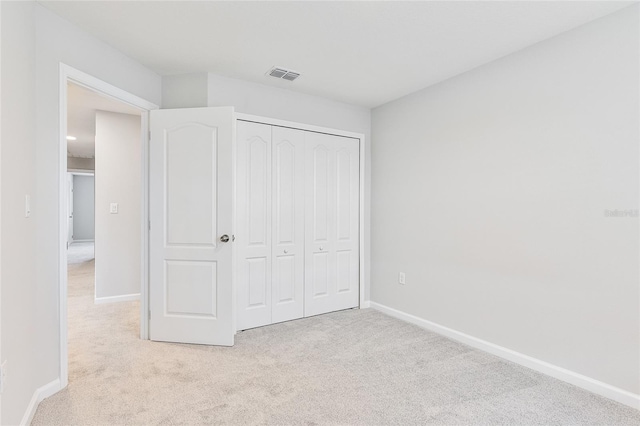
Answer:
top-left (304, 132), bottom-right (337, 317)
top-left (166, 260), bottom-right (217, 317)
top-left (166, 125), bottom-right (216, 246)
top-left (271, 127), bottom-right (305, 324)
top-left (236, 121), bottom-right (272, 330)
top-left (150, 107), bottom-right (234, 346)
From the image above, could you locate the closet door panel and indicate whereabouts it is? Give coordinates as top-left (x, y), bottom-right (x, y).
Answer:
top-left (247, 257), bottom-right (268, 307)
top-left (304, 133), bottom-right (337, 316)
top-left (304, 133), bottom-right (360, 317)
top-left (271, 127), bottom-right (305, 323)
top-left (312, 145), bottom-right (330, 242)
top-left (336, 250), bottom-right (353, 293)
top-left (237, 121), bottom-right (272, 330)
top-left (312, 252), bottom-right (330, 296)
top-left (336, 148), bottom-right (353, 242)
top-left (334, 137), bottom-right (360, 310)
top-left (274, 255), bottom-right (295, 301)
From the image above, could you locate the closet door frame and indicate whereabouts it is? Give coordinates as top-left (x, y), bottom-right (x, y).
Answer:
top-left (234, 113), bottom-right (367, 315)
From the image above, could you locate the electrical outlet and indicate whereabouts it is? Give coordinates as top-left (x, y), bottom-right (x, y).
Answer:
top-left (1, 360), bottom-right (7, 393)
top-left (399, 272), bottom-right (406, 285)
top-left (110, 203), bottom-right (119, 214)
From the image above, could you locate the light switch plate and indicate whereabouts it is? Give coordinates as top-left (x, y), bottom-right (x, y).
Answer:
top-left (110, 203), bottom-right (119, 214)
top-left (25, 195), bottom-right (31, 218)
top-left (399, 272), bottom-right (406, 285)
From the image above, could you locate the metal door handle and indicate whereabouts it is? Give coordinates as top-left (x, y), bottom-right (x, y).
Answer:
top-left (284, 249), bottom-right (289, 254)
top-left (220, 234), bottom-right (230, 243)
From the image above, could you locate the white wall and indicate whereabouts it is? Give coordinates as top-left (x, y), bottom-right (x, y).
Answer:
top-left (162, 72), bottom-right (208, 109)
top-left (0, 3), bottom-right (164, 424)
top-left (371, 5), bottom-right (639, 396)
top-left (162, 72), bottom-right (373, 300)
top-left (72, 174), bottom-right (95, 241)
top-left (95, 111), bottom-right (141, 300)
top-left (206, 73), bottom-right (371, 141)
top-left (1, 2), bottom-right (37, 424)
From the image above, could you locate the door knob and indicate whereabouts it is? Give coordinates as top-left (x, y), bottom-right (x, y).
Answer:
top-left (220, 234), bottom-right (230, 243)
top-left (284, 249), bottom-right (289, 254)
top-left (319, 246), bottom-right (324, 251)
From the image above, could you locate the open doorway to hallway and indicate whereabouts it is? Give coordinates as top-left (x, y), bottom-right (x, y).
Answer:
top-left (65, 81), bottom-right (144, 387)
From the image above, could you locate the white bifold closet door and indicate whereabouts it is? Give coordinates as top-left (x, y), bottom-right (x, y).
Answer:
top-left (271, 127), bottom-right (306, 323)
top-left (304, 132), bottom-right (360, 317)
top-left (236, 122), bottom-right (272, 330)
top-left (237, 121), bottom-right (359, 330)
top-left (236, 122), bottom-right (305, 330)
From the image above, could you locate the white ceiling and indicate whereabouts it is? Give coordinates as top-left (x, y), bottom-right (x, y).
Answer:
top-left (67, 82), bottom-right (141, 158)
top-left (44, 1), bottom-right (634, 108)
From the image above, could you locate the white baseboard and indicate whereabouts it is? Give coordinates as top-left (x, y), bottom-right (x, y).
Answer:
top-left (94, 293), bottom-right (140, 304)
top-left (369, 301), bottom-right (640, 411)
top-left (20, 378), bottom-right (62, 426)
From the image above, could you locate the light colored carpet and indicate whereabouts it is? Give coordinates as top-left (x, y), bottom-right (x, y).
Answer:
top-left (32, 243), bottom-right (640, 425)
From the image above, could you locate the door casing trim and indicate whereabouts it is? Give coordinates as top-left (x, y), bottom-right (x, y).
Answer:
top-left (58, 63), bottom-right (159, 388)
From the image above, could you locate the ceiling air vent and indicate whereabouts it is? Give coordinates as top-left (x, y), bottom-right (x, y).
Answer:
top-left (282, 71), bottom-right (300, 81)
top-left (268, 66), bottom-right (300, 82)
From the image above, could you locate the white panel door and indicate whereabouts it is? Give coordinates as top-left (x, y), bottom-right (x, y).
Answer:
top-left (271, 126), bottom-right (305, 324)
top-left (304, 132), bottom-right (359, 317)
top-left (150, 107), bottom-right (234, 346)
top-left (236, 121), bottom-right (272, 330)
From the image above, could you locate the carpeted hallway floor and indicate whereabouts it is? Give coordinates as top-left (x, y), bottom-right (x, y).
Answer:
top-left (32, 242), bottom-right (640, 425)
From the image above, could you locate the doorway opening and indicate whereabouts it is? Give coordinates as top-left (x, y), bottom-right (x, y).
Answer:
top-left (59, 65), bottom-right (158, 388)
